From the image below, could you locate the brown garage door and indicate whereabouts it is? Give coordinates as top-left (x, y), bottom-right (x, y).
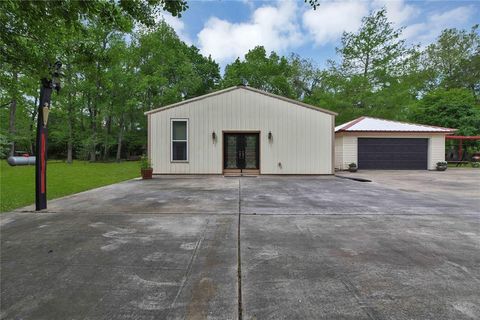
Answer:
top-left (358, 138), bottom-right (428, 170)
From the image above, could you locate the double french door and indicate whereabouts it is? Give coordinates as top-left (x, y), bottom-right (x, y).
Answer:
top-left (223, 133), bottom-right (260, 175)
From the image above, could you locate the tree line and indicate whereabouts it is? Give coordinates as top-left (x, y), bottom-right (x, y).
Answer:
top-left (1, 4), bottom-right (479, 161)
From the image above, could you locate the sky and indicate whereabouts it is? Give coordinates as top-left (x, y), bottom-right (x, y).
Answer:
top-left (159, 0), bottom-right (480, 70)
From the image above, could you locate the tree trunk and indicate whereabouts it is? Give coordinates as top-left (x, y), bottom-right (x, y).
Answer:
top-left (470, 84), bottom-right (478, 102)
top-left (103, 115), bottom-right (111, 161)
top-left (363, 52), bottom-right (370, 78)
top-left (9, 71), bottom-right (18, 156)
top-left (66, 104), bottom-right (74, 164)
top-left (66, 65), bottom-right (75, 164)
top-left (116, 123), bottom-right (123, 162)
top-left (29, 96), bottom-right (38, 154)
top-left (67, 141), bottom-right (73, 163)
top-left (92, 35), bottom-right (108, 162)
top-left (9, 99), bottom-right (16, 156)
top-left (89, 117), bottom-right (96, 162)
top-left (88, 95), bottom-right (96, 162)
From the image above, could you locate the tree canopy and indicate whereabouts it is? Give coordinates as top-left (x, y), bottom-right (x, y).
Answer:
top-left (222, 46), bottom-right (296, 98)
top-left (413, 88), bottom-right (480, 136)
top-left (0, 0), bottom-right (187, 76)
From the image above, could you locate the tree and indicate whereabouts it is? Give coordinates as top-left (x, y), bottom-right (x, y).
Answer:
top-left (134, 21), bottom-right (220, 111)
top-left (0, 64), bottom-right (39, 156)
top-left (306, 8), bottom-right (420, 123)
top-left (222, 46), bottom-right (296, 98)
top-left (288, 54), bottom-right (321, 99)
top-left (0, 0), bottom-right (188, 161)
top-left (413, 88), bottom-right (480, 135)
top-left (425, 25), bottom-right (480, 99)
top-left (0, 0), bottom-right (188, 76)
top-left (337, 8), bottom-right (410, 86)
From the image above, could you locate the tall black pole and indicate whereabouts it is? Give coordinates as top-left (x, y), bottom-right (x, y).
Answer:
top-left (35, 78), bottom-right (53, 211)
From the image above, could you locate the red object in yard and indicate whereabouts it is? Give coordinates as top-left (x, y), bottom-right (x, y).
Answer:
top-left (472, 152), bottom-right (480, 162)
top-left (446, 136), bottom-right (480, 160)
top-left (41, 132), bottom-right (46, 193)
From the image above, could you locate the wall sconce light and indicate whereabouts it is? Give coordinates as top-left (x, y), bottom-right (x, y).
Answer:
top-left (212, 131), bottom-right (217, 142)
top-left (268, 131), bottom-right (273, 141)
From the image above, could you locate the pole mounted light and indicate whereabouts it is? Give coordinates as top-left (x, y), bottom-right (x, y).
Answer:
top-left (35, 61), bottom-right (62, 211)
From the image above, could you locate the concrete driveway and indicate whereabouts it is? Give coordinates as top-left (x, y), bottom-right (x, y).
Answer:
top-left (1, 171), bottom-right (479, 320)
top-left (337, 168), bottom-right (479, 207)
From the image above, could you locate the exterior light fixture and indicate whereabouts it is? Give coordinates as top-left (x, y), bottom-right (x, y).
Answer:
top-left (42, 103), bottom-right (50, 127)
top-left (212, 131), bottom-right (217, 142)
top-left (268, 131), bottom-right (273, 141)
top-left (52, 61), bottom-right (63, 92)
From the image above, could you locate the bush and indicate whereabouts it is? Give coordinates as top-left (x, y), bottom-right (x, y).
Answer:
top-left (0, 134), bottom-right (10, 159)
top-left (140, 155), bottom-right (151, 169)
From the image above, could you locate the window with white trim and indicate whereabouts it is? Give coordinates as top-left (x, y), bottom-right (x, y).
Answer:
top-left (171, 119), bottom-right (188, 161)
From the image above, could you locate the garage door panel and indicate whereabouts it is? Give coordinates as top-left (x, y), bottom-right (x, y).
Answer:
top-left (360, 143), bottom-right (426, 153)
top-left (360, 160), bottom-right (425, 170)
top-left (358, 138), bottom-right (428, 170)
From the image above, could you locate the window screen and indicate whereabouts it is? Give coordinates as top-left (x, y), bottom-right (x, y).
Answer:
top-left (171, 120), bottom-right (188, 161)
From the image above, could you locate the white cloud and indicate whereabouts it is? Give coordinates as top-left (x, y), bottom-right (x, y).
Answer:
top-left (197, 0), bottom-right (303, 63)
top-left (403, 6), bottom-right (475, 45)
top-left (194, 0), bottom-right (477, 65)
top-left (372, 0), bottom-right (419, 26)
top-left (302, 1), bottom-right (369, 45)
top-left (156, 13), bottom-right (192, 45)
top-left (303, 1), bottom-right (476, 47)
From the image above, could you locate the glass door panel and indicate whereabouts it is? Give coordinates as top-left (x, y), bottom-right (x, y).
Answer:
top-left (223, 133), bottom-right (259, 172)
top-left (224, 135), bottom-right (238, 169)
top-left (244, 134), bottom-right (259, 169)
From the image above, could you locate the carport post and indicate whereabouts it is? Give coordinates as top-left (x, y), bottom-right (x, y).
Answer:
top-left (458, 138), bottom-right (463, 160)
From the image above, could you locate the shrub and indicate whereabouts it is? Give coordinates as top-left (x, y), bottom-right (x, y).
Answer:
top-left (140, 155), bottom-right (151, 169)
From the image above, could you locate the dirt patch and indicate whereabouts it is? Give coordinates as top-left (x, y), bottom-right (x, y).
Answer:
top-left (186, 277), bottom-right (217, 320)
top-left (186, 217), bottom-right (231, 319)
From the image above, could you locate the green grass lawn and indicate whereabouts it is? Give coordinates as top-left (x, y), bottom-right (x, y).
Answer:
top-left (0, 160), bottom-right (140, 212)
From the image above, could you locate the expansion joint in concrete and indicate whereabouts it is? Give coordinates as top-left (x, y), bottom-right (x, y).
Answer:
top-left (237, 178), bottom-right (243, 320)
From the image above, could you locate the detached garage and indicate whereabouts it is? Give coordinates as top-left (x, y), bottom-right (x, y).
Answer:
top-left (146, 85), bottom-right (337, 175)
top-left (335, 117), bottom-right (456, 170)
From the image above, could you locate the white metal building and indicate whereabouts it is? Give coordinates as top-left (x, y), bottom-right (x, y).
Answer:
top-left (335, 117), bottom-right (456, 170)
top-left (146, 86), bottom-right (337, 175)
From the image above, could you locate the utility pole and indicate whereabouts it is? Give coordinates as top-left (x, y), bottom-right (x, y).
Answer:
top-left (35, 62), bottom-right (62, 211)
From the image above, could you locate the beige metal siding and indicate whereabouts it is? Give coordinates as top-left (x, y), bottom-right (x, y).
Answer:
top-left (428, 135), bottom-right (446, 170)
top-left (334, 135), bottom-right (357, 170)
top-left (335, 132), bottom-right (447, 170)
top-left (149, 88), bottom-right (334, 174)
top-left (334, 136), bottom-right (343, 169)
